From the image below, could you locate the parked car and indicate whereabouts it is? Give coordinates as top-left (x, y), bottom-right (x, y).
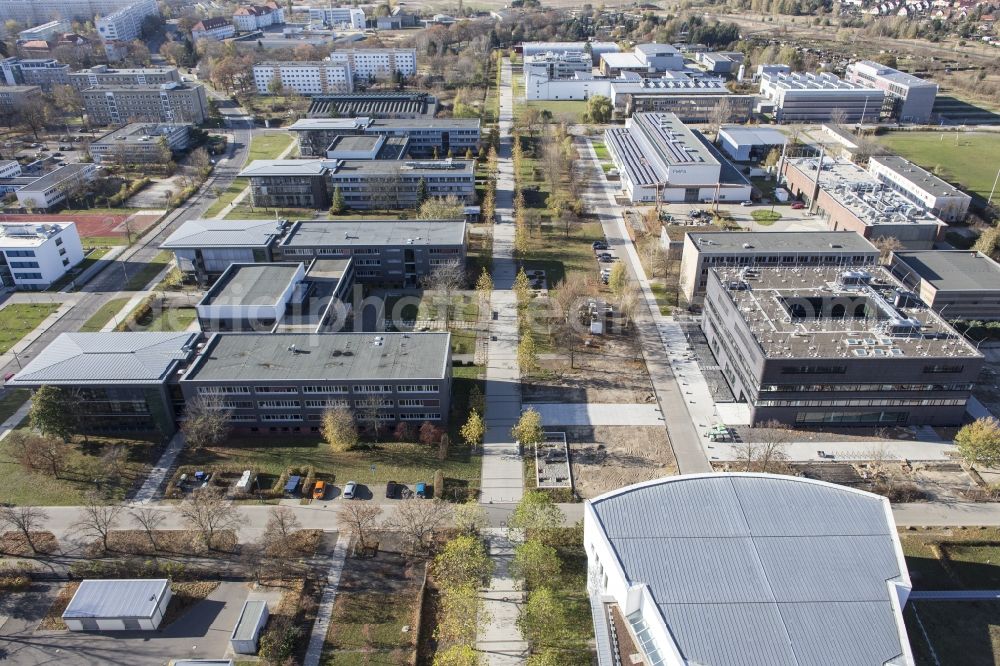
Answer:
top-left (52, 152), bottom-right (63, 157)
top-left (343, 481), bottom-right (357, 499)
top-left (3, 371), bottom-right (14, 382)
top-left (415, 482), bottom-right (427, 499)
top-left (386, 480), bottom-right (398, 499)
top-left (313, 480), bottom-right (326, 499)
top-left (740, 201), bottom-right (753, 207)
top-left (791, 201), bottom-right (805, 209)
top-left (592, 241), bottom-right (608, 250)
top-left (598, 255), bottom-right (615, 263)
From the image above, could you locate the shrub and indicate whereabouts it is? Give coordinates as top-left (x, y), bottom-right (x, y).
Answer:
top-left (258, 616), bottom-right (302, 663)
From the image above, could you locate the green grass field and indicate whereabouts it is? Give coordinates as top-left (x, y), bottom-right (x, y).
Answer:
top-left (879, 131), bottom-right (1000, 205)
top-left (124, 250), bottom-right (172, 291)
top-left (130, 307), bottom-right (197, 332)
top-left (203, 178), bottom-right (248, 218)
top-left (79, 297), bottom-right (130, 332)
top-left (751, 210), bottom-right (782, 225)
top-left (528, 100), bottom-right (588, 124)
top-left (246, 132), bottom-right (295, 162)
top-left (0, 389), bottom-right (29, 425)
top-left (0, 303), bottom-right (59, 354)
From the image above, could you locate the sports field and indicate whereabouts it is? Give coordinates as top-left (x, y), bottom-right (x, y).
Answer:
top-left (879, 131), bottom-right (1000, 206)
top-left (0, 211), bottom-right (162, 243)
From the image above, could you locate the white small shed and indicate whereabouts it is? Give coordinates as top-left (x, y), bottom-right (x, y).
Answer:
top-left (63, 579), bottom-right (172, 631)
top-left (230, 599), bottom-right (270, 654)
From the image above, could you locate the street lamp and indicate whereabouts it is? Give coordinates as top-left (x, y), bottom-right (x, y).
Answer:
top-left (989, 164), bottom-right (1000, 210)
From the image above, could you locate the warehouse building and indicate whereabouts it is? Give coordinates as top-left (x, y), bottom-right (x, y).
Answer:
top-left (599, 43), bottom-right (684, 77)
top-left (758, 71), bottom-right (884, 123)
top-left (702, 265), bottom-right (982, 426)
top-left (605, 112), bottom-right (751, 203)
top-left (845, 61), bottom-right (937, 123)
top-left (63, 579), bottom-right (172, 631)
top-left (678, 230), bottom-right (879, 304)
top-left (867, 155), bottom-right (971, 223)
top-left (161, 219), bottom-right (288, 281)
top-left (717, 125), bottom-right (787, 162)
top-left (0, 221), bottom-right (85, 289)
top-left (7, 332), bottom-right (201, 434)
top-left (288, 117), bottom-right (480, 157)
top-left (306, 92), bottom-right (438, 119)
top-left (585, 474), bottom-right (914, 666)
top-left (90, 123), bottom-right (192, 164)
top-left (890, 250), bottom-right (1000, 321)
top-left (179, 332), bottom-right (453, 431)
top-left (81, 82), bottom-right (209, 124)
top-left (780, 156), bottom-right (946, 249)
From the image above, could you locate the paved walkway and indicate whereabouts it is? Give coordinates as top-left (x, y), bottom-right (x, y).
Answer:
top-left (131, 431), bottom-right (187, 504)
top-left (59, 245), bottom-right (127, 294)
top-left (0, 398), bottom-right (30, 442)
top-left (524, 402), bottom-right (664, 426)
top-left (97, 262), bottom-right (177, 332)
top-left (303, 532), bottom-right (350, 666)
top-left (478, 528), bottom-right (529, 664)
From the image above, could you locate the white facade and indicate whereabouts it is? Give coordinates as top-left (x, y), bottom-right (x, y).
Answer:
top-left (524, 68), bottom-right (610, 101)
top-left (253, 61), bottom-right (353, 95)
top-left (195, 263), bottom-right (305, 325)
top-left (759, 71), bottom-right (884, 123)
top-left (0, 159), bottom-right (22, 178)
top-left (96, 0), bottom-right (159, 60)
top-left (0, 221), bottom-right (85, 289)
top-left (18, 19), bottom-right (70, 41)
top-left (15, 163), bottom-right (98, 210)
top-left (327, 48), bottom-right (417, 80)
top-left (63, 579), bottom-right (172, 632)
top-left (232, 3), bottom-right (285, 31)
top-left (191, 18), bottom-right (236, 41)
top-left (868, 155), bottom-right (971, 223)
top-left (308, 6), bottom-right (365, 29)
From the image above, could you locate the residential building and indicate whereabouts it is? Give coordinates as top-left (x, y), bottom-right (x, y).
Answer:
top-left (585, 474), bottom-right (915, 666)
top-left (0, 221), bottom-right (84, 289)
top-left (89, 122), bottom-right (192, 164)
top-left (522, 41), bottom-right (619, 65)
top-left (15, 163), bottom-right (98, 210)
top-left (605, 112), bottom-right (751, 204)
top-left (678, 230), bottom-right (879, 305)
top-left (0, 0), bottom-right (139, 25)
top-left (781, 156), bottom-right (946, 249)
top-left (275, 219), bottom-right (466, 286)
top-left (63, 580), bottom-right (172, 631)
top-left (17, 19), bottom-right (70, 42)
top-left (81, 82), bottom-right (209, 124)
top-left (759, 71), bottom-right (884, 123)
top-left (0, 57), bottom-right (69, 90)
top-left (845, 60), bottom-right (937, 123)
top-left (232, 2), bottom-right (284, 31)
top-left (7, 332), bottom-right (201, 434)
top-left (867, 155), bottom-right (971, 223)
top-left (326, 48), bottom-right (417, 81)
top-left (96, 0), bottom-right (160, 61)
top-left (252, 61), bottom-right (353, 95)
top-left (702, 264), bottom-right (982, 426)
top-left (178, 332), bottom-right (453, 430)
top-left (306, 92), bottom-right (437, 119)
top-left (0, 84), bottom-right (41, 111)
top-left (717, 125), bottom-right (788, 162)
top-left (523, 50), bottom-right (592, 80)
top-left (599, 43), bottom-right (684, 77)
top-left (68, 64), bottom-right (181, 91)
top-left (308, 6), bottom-right (365, 28)
top-left (191, 16), bottom-right (235, 41)
top-left (890, 250), bottom-right (1000, 320)
top-left (287, 116), bottom-right (480, 157)
top-left (161, 218), bottom-right (289, 281)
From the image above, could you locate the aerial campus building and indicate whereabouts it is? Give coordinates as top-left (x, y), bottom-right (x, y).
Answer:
top-left (67, 64), bottom-right (181, 91)
top-left (287, 117), bottom-right (480, 157)
top-left (889, 250), bottom-right (1000, 321)
top-left (80, 82), bottom-right (210, 124)
top-left (306, 92), bottom-right (438, 119)
top-left (758, 71), bottom-right (884, 123)
top-left (63, 579), bottom-right (172, 631)
top-left (521, 41), bottom-right (620, 65)
top-left (89, 122), bottom-right (192, 164)
top-left (585, 474), bottom-right (915, 666)
top-left (845, 60), bottom-right (938, 124)
top-left (0, 221), bottom-right (85, 289)
top-left (716, 125), bottom-right (788, 162)
top-left (605, 112), bottom-right (751, 204)
top-left (867, 155), bottom-right (972, 223)
top-left (702, 264), bottom-right (982, 427)
top-left (780, 156), bottom-right (946, 250)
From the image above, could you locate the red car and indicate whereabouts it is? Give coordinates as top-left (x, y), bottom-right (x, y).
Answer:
top-left (791, 201), bottom-right (805, 210)
top-left (3, 372), bottom-right (14, 382)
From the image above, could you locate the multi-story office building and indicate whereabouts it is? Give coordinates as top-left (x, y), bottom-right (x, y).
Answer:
top-left (0, 57), bottom-right (69, 90)
top-left (0, 221), bottom-right (84, 289)
top-left (89, 122), bottom-right (192, 164)
top-left (523, 51), bottom-right (592, 80)
top-left (17, 19), bottom-right (70, 42)
top-left (239, 159), bottom-right (333, 208)
top-left (890, 250), bottom-right (1000, 321)
top-left (759, 71), bottom-right (884, 123)
top-left (605, 112), bottom-right (751, 203)
top-left (15, 163), bottom-right (98, 210)
top-left (287, 117), bottom-right (480, 157)
top-left (161, 218), bottom-right (289, 281)
top-left (611, 77), bottom-right (755, 123)
top-left (0, 0), bottom-right (137, 25)
top-left (867, 155), bottom-right (971, 223)
top-left (69, 64), bottom-right (181, 91)
top-left (522, 41), bottom-right (619, 65)
top-left (96, 0), bottom-right (159, 60)
top-left (179, 332), bottom-right (453, 431)
top-left (191, 16), bottom-right (235, 41)
top-left (308, 6), bottom-right (365, 28)
top-left (599, 43), bottom-right (684, 77)
top-left (0, 160), bottom-right (22, 178)
top-left (81, 82), bottom-right (209, 124)
top-left (252, 61), bottom-right (353, 95)
top-left (327, 48), bottom-right (417, 81)
top-left (845, 60), bottom-right (937, 123)
top-left (678, 231), bottom-right (879, 305)
top-left (702, 265), bottom-right (982, 426)
top-left (780, 156), bottom-right (946, 249)
top-left (0, 84), bottom-right (41, 110)
top-left (232, 1), bottom-right (284, 31)
top-left (306, 92), bottom-right (438, 119)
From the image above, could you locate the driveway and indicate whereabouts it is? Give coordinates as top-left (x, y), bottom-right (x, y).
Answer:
top-left (0, 581), bottom-right (251, 665)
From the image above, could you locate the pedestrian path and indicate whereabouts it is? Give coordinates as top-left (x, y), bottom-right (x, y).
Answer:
top-left (131, 431), bottom-right (186, 504)
top-left (477, 527), bottom-right (529, 665)
top-left (304, 532), bottom-right (351, 666)
top-left (0, 399), bottom-right (31, 443)
top-left (211, 136), bottom-right (297, 219)
top-left (524, 402), bottom-right (664, 426)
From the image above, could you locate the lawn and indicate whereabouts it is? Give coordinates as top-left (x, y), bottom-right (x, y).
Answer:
top-left (124, 250), bottom-right (172, 291)
top-left (528, 100), bottom-right (588, 124)
top-left (130, 307), bottom-right (197, 332)
top-left (750, 210), bottom-right (782, 226)
top-left (79, 297), bottom-right (130, 332)
top-left (879, 131), bottom-right (1000, 205)
top-left (0, 389), bottom-right (29, 425)
top-left (898, 527), bottom-right (1000, 591)
top-left (450, 330), bottom-right (477, 355)
top-left (522, 220), bottom-right (605, 287)
top-left (203, 178), bottom-right (248, 218)
top-left (526, 527), bottom-right (594, 662)
top-left (905, 600), bottom-right (1000, 666)
top-left (591, 140), bottom-right (611, 160)
top-left (0, 303), bottom-right (60, 354)
top-left (47, 247), bottom-right (112, 292)
top-left (384, 293), bottom-right (480, 324)
top-left (83, 235), bottom-right (129, 247)
top-left (246, 131), bottom-right (295, 163)
top-left (225, 205), bottom-right (319, 220)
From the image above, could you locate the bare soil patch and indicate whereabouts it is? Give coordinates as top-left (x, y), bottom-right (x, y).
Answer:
top-left (38, 581), bottom-right (78, 630)
top-left (0, 531), bottom-right (59, 556)
top-left (84, 529), bottom-right (237, 558)
top-left (525, 337), bottom-right (655, 404)
top-left (566, 425), bottom-right (676, 498)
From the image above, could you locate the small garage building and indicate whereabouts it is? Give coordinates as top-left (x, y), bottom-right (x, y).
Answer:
top-left (230, 599), bottom-right (270, 654)
top-left (63, 579), bottom-right (172, 631)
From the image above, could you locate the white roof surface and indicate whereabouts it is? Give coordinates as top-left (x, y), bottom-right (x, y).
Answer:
top-left (63, 579), bottom-right (170, 619)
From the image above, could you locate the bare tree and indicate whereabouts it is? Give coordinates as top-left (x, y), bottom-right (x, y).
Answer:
top-left (131, 506), bottom-right (165, 552)
top-left (385, 499), bottom-right (452, 554)
top-left (181, 394), bottom-right (233, 450)
top-left (262, 506), bottom-right (302, 557)
top-left (422, 258), bottom-right (465, 326)
top-left (338, 502), bottom-right (383, 550)
top-left (359, 394), bottom-right (385, 442)
top-left (0, 505), bottom-right (50, 555)
top-left (708, 97), bottom-right (735, 135)
top-left (829, 107), bottom-right (849, 128)
top-left (873, 235), bottom-right (902, 263)
top-left (74, 492), bottom-right (124, 554)
top-left (735, 420), bottom-right (790, 473)
top-left (178, 487), bottom-right (242, 550)
top-left (7, 431), bottom-right (70, 479)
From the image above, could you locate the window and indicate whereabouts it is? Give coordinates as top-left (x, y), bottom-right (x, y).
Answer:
top-left (780, 365), bottom-right (846, 375)
top-left (9, 261), bottom-right (39, 268)
top-left (255, 386), bottom-right (299, 394)
top-left (302, 385), bottom-right (348, 394)
top-left (257, 399), bottom-right (301, 409)
top-left (353, 384), bottom-right (393, 394)
top-left (260, 413), bottom-right (303, 422)
top-left (198, 386), bottom-right (251, 395)
top-left (354, 399), bottom-right (394, 408)
top-left (399, 412), bottom-right (441, 421)
top-left (398, 384), bottom-right (438, 393)
top-left (923, 364), bottom-right (965, 374)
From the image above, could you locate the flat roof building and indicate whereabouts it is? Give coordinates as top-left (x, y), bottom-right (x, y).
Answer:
top-left (524, 50), bottom-right (592, 80)
top-left (81, 82), bottom-right (209, 124)
top-left (68, 64), bottom-right (181, 90)
top-left (14, 162), bottom-right (98, 210)
top-left (325, 158), bottom-right (475, 210)
top-left (161, 218), bottom-right (288, 280)
top-left (702, 264), bottom-right (982, 426)
top-left (867, 155), bottom-right (971, 223)
top-left (230, 600), bottom-right (269, 655)
top-left (522, 41), bottom-right (619, 65)
top-left (252, 61), bottom-right (353, 96)
top-left (63, 579), bottom-right (172, 632)
top-left (326, 134), bottom-right (408, 160)
top-left (890, 250), bottom-right (1000, 321)
top-left (717, 125), bottom-right (788, 162)
top-left (0, 220), bottom-right (85, 289)
top-left (759, 71), bottom-right (884, 123)
top-left (90, 122), bottom-right (192, 164)
top-left (678, 230), bottom-right (879, 305)
top-left (585, 474), bottom-right (914, 666)
top-left (306, 92), bottom-right (438, 119)
top-left (599, 44), bottom-right (684, 77)
top-left (845, 60), bottom-right (937, 123)
top-left (288, 116), bottom-right (480, 157)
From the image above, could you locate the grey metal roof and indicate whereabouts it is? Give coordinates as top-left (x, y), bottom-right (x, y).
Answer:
top-left (232, 600), bottom-right (268, 641)
top-left (281, 219), bottom-right (466, 248)
top-left (8, 332), bottom-right (199, 386)
top-left (869, 155), bottom-right (969, 199)
top-left (182, 332), bottom-right (451, 382)
top-left (328, 158), bottom-right (474, 176)
top-left (718, 125), bottom-right (789, 147)
top-left (200, 263), bottom-right (302, 307)
top-left (687, 231), bottom-right (879, 256)
top-left (63, 579), bottom-right (169, 619)
top-left (893, 250), bottom-right (1000, 293)
top-left (589, 474), bottom-right (909, 666)
top-left (287, 117), bottom-right (372, 131)
top-left (161, 219), bottom-right (286, 249)
top-left (239, 159), bottom-right (333, 177)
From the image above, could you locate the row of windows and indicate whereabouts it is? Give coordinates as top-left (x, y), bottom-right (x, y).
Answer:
top-left (758, 398), bottom-right (966, 408)
top-left (198, 384), bottom-right (440, 395)
top-left (761, 382), bottom-right (975, 393)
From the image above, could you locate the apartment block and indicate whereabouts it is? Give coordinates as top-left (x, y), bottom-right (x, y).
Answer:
top-left (0, 0), bottom-right (138, 25)
top-left (233, 2), bottom-right (284, 31)
top-left (96, 0), bottom-right (159, 60)
top-left (845, 60), bottom-right (937, 123)
top-left (252, 61), bottom-right (353, 95)
top-left (81, 82), bottom-right (209, 124)
top-left (759, 71), bottom-right (884, 123)
top-left (327, 48), bottom-right (417, 81)
top-left (90, 122), bottom-right (192, 164)
top-left (17, 19), bottom-right (70, 41)
top-left (308, 6), bottom-right (365, 28)
top-left (0, 84), bottom-right (42, 110)
top-left (0, 57), bottom-right (69, 90)
top-left (191, 16), bottom-right (235, 41)
top-left (69, 65), bottom-right (181, 91)
top-left (0, 221), bottom-right (84, 289)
